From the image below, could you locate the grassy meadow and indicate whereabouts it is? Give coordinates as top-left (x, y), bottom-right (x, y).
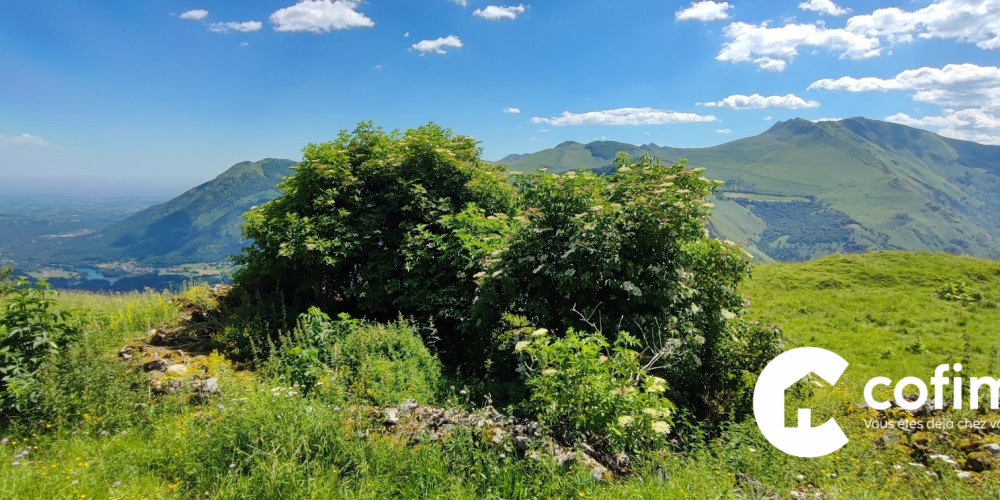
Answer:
top-left (2, 251), bottom-right (1000, 499)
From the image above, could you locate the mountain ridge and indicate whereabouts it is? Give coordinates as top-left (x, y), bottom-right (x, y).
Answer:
top-left (503, 118), bottom-right (1000, 261)
top-left (13, 118), bottom-right (1000, 269)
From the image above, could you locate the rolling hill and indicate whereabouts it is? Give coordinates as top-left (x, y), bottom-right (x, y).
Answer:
top-left (503, 117), bottom-right (1000, 261)
top-left (14, 117), bottom-right (1000, 271)
top-left (30, 158), bottom-right (297, 267)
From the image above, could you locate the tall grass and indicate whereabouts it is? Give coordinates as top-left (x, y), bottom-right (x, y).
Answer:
top-left (3, 253), bottom-right (1000, 498)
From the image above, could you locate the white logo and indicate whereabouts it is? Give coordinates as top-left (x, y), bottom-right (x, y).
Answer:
top-left (753, 347), bottom-right (849, 458)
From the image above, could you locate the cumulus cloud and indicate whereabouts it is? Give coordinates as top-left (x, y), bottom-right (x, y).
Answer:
top-left (886, 109), bottom-right (1000, 145)
top-left (845, 0), bottom-right (1000, 49)
top-left (271, 0), bottom-right (374, 33)
top-left (798, 0), bottom-right (850, 16)
top-left (717, 0), bottom-right (1000, 71)
top-left (504, 107), bottom-right (521, 114)
top-left (810, 63), bottom-right (1000, 144)
top-left (0, 133), bottom-right (48, 147)
top-left (473, 5), bottom-right (526, 21)
top-left (411, 35), bottom-right (464, 55)
top-left (209, 21), bottom-right (263, 33)
top-left (675, 1), bottom-right (731, 22)
top-left (530, 107), bottom-right (716, 126)
top-left (701, 93), bottom-right (820, 109)
top-left (808, 63), bottom-right (1000, 109)
top-left (179, 9), bottom-right (209, 21)
top-left (717, 21), bottom-right (881, 71)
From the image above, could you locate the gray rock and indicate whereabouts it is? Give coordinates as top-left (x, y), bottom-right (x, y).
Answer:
top-left (198, 377), bottom-right (220, 394)
top-left (168, 379), bottom-right (183, 392)
top-left (398, 400), bottom-right (418, 417)
top-left (957, 471), bottom-right (972, 479)
top-left (143, 359), bottom-right (171, 372)
top-left (589, 465), bottom-right (608, 482)
top-left (490, 427), bottom-right (505, 445)
top-left (383, 408), bottom-right (399, 426)
top-left (984, 443), bottom-right (1000, 457)
top-left (555, 452), bottom-right (576, 468)
top-left (615, 452), bottom-right (629, 469)
top-left (166, 364), bottom-right (188, 375)
top-left (514, 436), bottom-right (532, 451)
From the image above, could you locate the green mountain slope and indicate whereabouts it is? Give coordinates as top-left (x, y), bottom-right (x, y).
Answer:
top-left (46, 158), bottom-right (296, 266)
top-left (504, 118), bottom-right (1000, 261)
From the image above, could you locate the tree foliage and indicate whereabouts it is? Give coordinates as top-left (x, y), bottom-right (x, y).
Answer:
top-left (233, 122), bottom-right (516, 356)
top-left (232, 124), bottom-right (781, 427)
top-left (1, 277), bottom-right (78, 416)
top-left (475, 153), bottom-right (780, 421)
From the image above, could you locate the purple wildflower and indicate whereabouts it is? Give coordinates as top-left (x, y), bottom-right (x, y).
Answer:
top-left (11, 461), bottom-right (20, 466)
top-left (113, 481), bottom-right (121, 488)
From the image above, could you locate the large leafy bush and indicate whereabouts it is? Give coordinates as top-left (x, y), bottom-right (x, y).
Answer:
top-left (0, 277), bottom-right (78, 416)
top-left (476, 154), bottom-right (781, 424)
top-left (233, 122), bottom-right (515, 359)
top-left (233, 124), bottom-right (781, 432)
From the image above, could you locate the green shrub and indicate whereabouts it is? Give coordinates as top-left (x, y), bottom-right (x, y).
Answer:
top-left (269, 308), bottom-right (442, 406)
top-left (514, 328), bottom-right (674, 455)
top-left (934, 280), bottom-right (983, 304)
top-left (232, 122), bottom-right (516, 363)
top-left (0, 278), bottom-right (78, 417)
top-left (477, 154), bottom-right (782, 426)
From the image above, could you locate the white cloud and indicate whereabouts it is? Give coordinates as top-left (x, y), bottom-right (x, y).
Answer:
top-left (209, 21), bottom-right (263, 33)
top-left (0, 133), bottom-right (48, 147)
top-left (179, 9), bottom-right (209, 21)
top-left (798, 0), bottom-right (850, 16)
top-left (271, 0), bottom-right (374, 33)
top-left (763, 115), bottom-right (773, 121)
top-left (812, 117), bottom-right (842, 122)
top-left (811, 63), bottom-right (1000, 144)
top-left (473, 5), bottom-right (526, 21)
top-left (374, 64), bottom-right (383, 70)
top-left (530, 107), bottom-right (716, 126)
top-left (808, 63), bottom-right (1000, 109)
top-left (717, 21), bottom-right (881, 71)
top-left (411, 35), bottom-right (464, 55)
top-left (715, 128), bottom-right (733, 134)
top-left (701, 93), bottom-right (820, 109)
top-left (240, 41), bottom-right (250, 47)
top-left (675, 1), bottom-right (731, 22)
top-left (504, 107), bottom-right (521, 114)
top-left (403, 32), bottom-right (410, 38)
top-left (450, 0), bottom-right (468, 6)
top-left (845, 0), bottom-right (1000, 49)
top-left (886, 109), bottom-right (1000, 145)
top-left (716, 0), bottom-right (1000, 71)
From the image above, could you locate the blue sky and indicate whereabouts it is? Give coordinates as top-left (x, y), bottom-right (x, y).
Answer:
top-left (2, 0), bottom-right (999, 196)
